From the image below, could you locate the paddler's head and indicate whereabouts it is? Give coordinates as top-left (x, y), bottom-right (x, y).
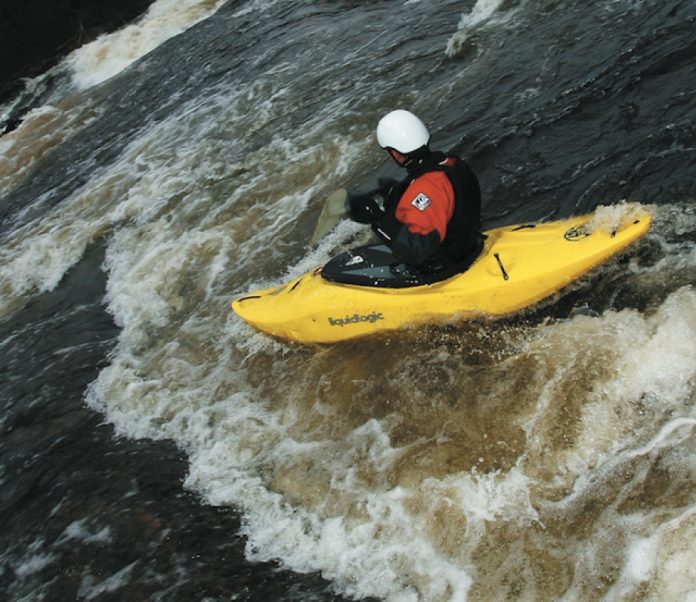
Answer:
top-left (376, 109), bottom-right (431, 168)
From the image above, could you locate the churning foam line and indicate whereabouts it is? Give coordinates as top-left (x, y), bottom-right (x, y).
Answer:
top-left (626, 417), bottom-right (696, 459)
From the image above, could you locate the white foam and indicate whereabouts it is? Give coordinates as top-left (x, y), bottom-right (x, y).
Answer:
top-left (13, 552), bottom-right (54, 578)
top-left (0, 216), bottom-right (100, 317)
top-left (1, 537), bottom-right (54, 581)
top-left (81, 196), bottom-right (696, 600)
top-left (188, 415), bottom-right (540, 600)
top-left (586, 201), bottom-right (652, 235)
top-left (653, 512), bottom-right (696, 601)
top-left (59, 519), bottom-right (113, 545)
top-left (229, 0), bottom-right (285, 18)
top-left (521, 284), bottom-right (696, 481)
top-left (607, 507), bottom-right (696, 600)
top-left (90, 326), bottom-right (542, 601)
top-left (601, 286), bottom-right (696, 405)
top-left (77, 561), bottom-right (139, 601)
top-left (456, 0), bottom-right (506, 29)
top-left (445, 0), bottom-right (513, 57)
top-left (626, 535), bottom-right (660, 581)
top-left (68, 0), bottom-right (227, 89)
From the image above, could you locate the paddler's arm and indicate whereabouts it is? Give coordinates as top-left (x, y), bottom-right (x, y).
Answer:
top-left (347, 188), bottom-right (442, 265)
top-left (371, 213), bottom-right (441, 265)
top-left (347, 190), bottom-right (384, 223)
top-left (346, 177), bottom-right (408, 223)
top-left (373, 172), bottom-right (454, 265)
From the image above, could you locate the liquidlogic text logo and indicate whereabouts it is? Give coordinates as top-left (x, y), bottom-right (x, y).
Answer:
top-left (327, 312), bottom-right (384, 327)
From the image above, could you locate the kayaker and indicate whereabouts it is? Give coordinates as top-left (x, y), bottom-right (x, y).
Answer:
top-left (348, 109), bottom-right (483, 275)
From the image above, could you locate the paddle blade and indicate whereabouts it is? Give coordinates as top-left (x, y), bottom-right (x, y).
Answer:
top-left (310, 188), bottom-right (349, 245)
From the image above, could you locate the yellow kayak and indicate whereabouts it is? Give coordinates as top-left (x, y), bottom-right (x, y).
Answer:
top-left (232, 209), bottom-right (652, 344)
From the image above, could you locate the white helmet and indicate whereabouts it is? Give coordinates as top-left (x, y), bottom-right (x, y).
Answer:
top-left (376, 110), bottom-right (430, 154)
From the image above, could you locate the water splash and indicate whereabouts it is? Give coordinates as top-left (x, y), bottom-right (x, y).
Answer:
top-left (68, 0), bottom-right (227, 89)
top-left (445, 0), bottom-right (512, 57)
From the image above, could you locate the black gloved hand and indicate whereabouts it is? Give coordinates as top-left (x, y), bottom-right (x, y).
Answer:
top-left (376, 177), bottom-right (400, 196)
top-left (347, 190), bottom-right (384, 224)
top-left (373, 177), bottom-right (404, 212)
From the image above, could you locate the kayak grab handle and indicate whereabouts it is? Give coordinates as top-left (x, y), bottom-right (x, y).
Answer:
top-left (494, 253), bottom-right (510, 281)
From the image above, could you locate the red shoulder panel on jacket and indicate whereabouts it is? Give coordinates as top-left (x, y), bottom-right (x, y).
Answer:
top-left (395, 171), bottom-right (454, 240)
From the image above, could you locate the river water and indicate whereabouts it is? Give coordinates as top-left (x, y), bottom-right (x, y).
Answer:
top-left (2, 0), bottom-right (696, 600)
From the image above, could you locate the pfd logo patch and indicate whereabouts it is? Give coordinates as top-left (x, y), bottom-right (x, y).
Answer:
top-left (410, 193), bottom-right (432, 211)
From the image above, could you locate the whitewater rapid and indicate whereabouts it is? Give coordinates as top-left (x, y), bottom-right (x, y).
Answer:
top-left (2, 0), bottom-right (696, 600)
